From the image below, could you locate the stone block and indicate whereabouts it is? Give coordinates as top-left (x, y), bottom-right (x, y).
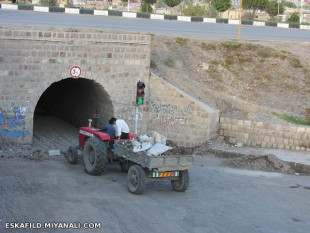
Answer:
top-left (276, 137), bottom-right (284, 144)
top-left (297, 127), bottom-right (306, 133)
top-left (264, 136), bottom-right (270, 142)
top-left (225, 118), bottom-right (231, 124)
top-left (263, 123), bottom-right (270, 129)
top-left (229, 138), bottom-right (237, 144)
top-left (238, 126), bottom-right (246, 132)
top-left (232, 125), bottom-right (238, 131)
top-left (244, 120), bottom-right (252, 126)
top-left (231, 119), bottom-right (238, 125)
top-left (282, 125), bottom-right (290, 132)
top-left (289, 127), bottom-right (297, 133)
top-left (259, 128), bottom-right (267, 135)
top-left (237, 120), bottom-right (244, 126)
top-left (276, 131), bottom-right (284, 137)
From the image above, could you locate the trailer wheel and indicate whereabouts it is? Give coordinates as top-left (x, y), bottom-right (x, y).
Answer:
top-left (127, 165), bottom-right (146, 195)
top-left (171, 170), bottom-right (189, 192)
top-left (120, 161), bottom-right (131, 172)
top-left (83, 138), bottom-right (108, 175)
top-left (66, 145), bottom-right (78, 164)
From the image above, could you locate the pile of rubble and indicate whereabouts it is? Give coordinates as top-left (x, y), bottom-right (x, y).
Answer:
top-left (120, 132), bottom-right (172, 156)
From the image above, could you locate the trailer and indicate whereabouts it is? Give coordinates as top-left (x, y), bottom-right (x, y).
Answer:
top-left (114, 140), bottom-right (195, 194)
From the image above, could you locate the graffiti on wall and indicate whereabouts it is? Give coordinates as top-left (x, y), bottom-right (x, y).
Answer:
top-left (149, 101), bottom-right (194, 115)
top-left (149, 101), bottom-right (193, 126)
top-left (0, 107), bottom-right (29, 138)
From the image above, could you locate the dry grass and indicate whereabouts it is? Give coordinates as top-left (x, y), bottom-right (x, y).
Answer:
top-left (200, 42), bottom-right (216, 50)
top-left (175, 37), bottom-right (189, 46)
top-left (164, 58), bottom-right (175, 68)
top-left (291, 57), bottom-right (303, 68)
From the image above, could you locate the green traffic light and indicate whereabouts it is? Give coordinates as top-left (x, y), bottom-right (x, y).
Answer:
top-left (137, 98), bottom-right (143, 105)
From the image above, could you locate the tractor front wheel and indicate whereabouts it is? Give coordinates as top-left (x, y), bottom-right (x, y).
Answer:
top-left (83, 138), bottom-right (108, 175)
top-left (66, 145), bottom-right (78, 164)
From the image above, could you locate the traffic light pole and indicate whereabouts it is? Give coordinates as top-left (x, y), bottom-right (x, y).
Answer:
top-left (135, 80), bottom-right (145, 134)
top-left (134, 106), bottom-right (138, 134)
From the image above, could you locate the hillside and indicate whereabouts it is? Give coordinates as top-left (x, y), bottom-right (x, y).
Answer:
top-left (150, 36), bottom-right (310, 124)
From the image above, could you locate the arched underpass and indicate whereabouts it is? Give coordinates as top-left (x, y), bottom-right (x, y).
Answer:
top-left (33, 78), bottom-right (114, 151)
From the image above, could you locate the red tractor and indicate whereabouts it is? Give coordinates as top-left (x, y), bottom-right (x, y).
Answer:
top-left (66, 125), bottom-right (194, 195)
top-left (65, 126), bottom-right (137, 175)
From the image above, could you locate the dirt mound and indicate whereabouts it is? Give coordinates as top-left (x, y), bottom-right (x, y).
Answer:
top-left (223, 154), bottom-right (295, 174)
top-left (164, 140), bottom-right (211, 156)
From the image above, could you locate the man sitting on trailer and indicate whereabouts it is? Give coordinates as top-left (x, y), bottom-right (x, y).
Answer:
top-left (110, 117), bottom-right (130, 139)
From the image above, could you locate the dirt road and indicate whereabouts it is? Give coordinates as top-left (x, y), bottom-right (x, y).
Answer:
top-left (1, 156), bottom-right (309, 233)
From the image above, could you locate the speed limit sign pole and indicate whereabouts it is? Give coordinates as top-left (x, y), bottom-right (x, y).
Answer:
top-left (70, 65), bottom-right (82, 79)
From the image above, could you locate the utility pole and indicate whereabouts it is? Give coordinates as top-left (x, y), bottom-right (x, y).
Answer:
top-left (299, 0), bottom-right (303, 24)
top-left (134, 106), bottom-right (138, 134)
top-left (238, 0), bottom-right (243, 40)
top-left (277, 0), bottom-right (281, 22)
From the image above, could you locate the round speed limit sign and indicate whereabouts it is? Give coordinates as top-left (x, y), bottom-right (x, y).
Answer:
top-left (70, 65), bottom-right (82, 79)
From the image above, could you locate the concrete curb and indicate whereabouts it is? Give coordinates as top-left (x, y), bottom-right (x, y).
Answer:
top-left (208, 148), bottom-right (310, 174)
top-left (1, 3), bottom-right (310, 31)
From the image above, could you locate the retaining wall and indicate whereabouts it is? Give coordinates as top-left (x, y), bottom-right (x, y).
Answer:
top-left (219, 117), bottom-right (310, 152)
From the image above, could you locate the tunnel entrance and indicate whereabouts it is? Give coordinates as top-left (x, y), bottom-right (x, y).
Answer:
top-left (33, 78), bottom-right (114, 151)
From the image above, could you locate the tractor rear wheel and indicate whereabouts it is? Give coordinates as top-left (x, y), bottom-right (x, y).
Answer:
top-left (83, 138), bottom-right (108, 175)
top-left (66, 145), bottom-right (78, 164)
top-left (171, 170), bottom-right (189, 192)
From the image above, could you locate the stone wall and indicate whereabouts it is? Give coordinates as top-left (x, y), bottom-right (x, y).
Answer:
top-left (147, 74), bottom-right (220, 147)
top-left (219, 117), bottom-right (310, 152)
top-left (0, 26), bottom-right (151, 143)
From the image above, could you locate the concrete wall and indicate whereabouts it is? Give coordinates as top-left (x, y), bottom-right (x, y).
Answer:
top-left (219, 117), bottom-right (310, 152)
top-left (0, 26), bottom-right (151, 143)
top-left (147, 74), bottom-right (220, 147)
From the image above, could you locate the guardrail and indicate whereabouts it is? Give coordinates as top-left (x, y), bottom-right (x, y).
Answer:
top-left (1, 3), bottom-right (310, 30)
